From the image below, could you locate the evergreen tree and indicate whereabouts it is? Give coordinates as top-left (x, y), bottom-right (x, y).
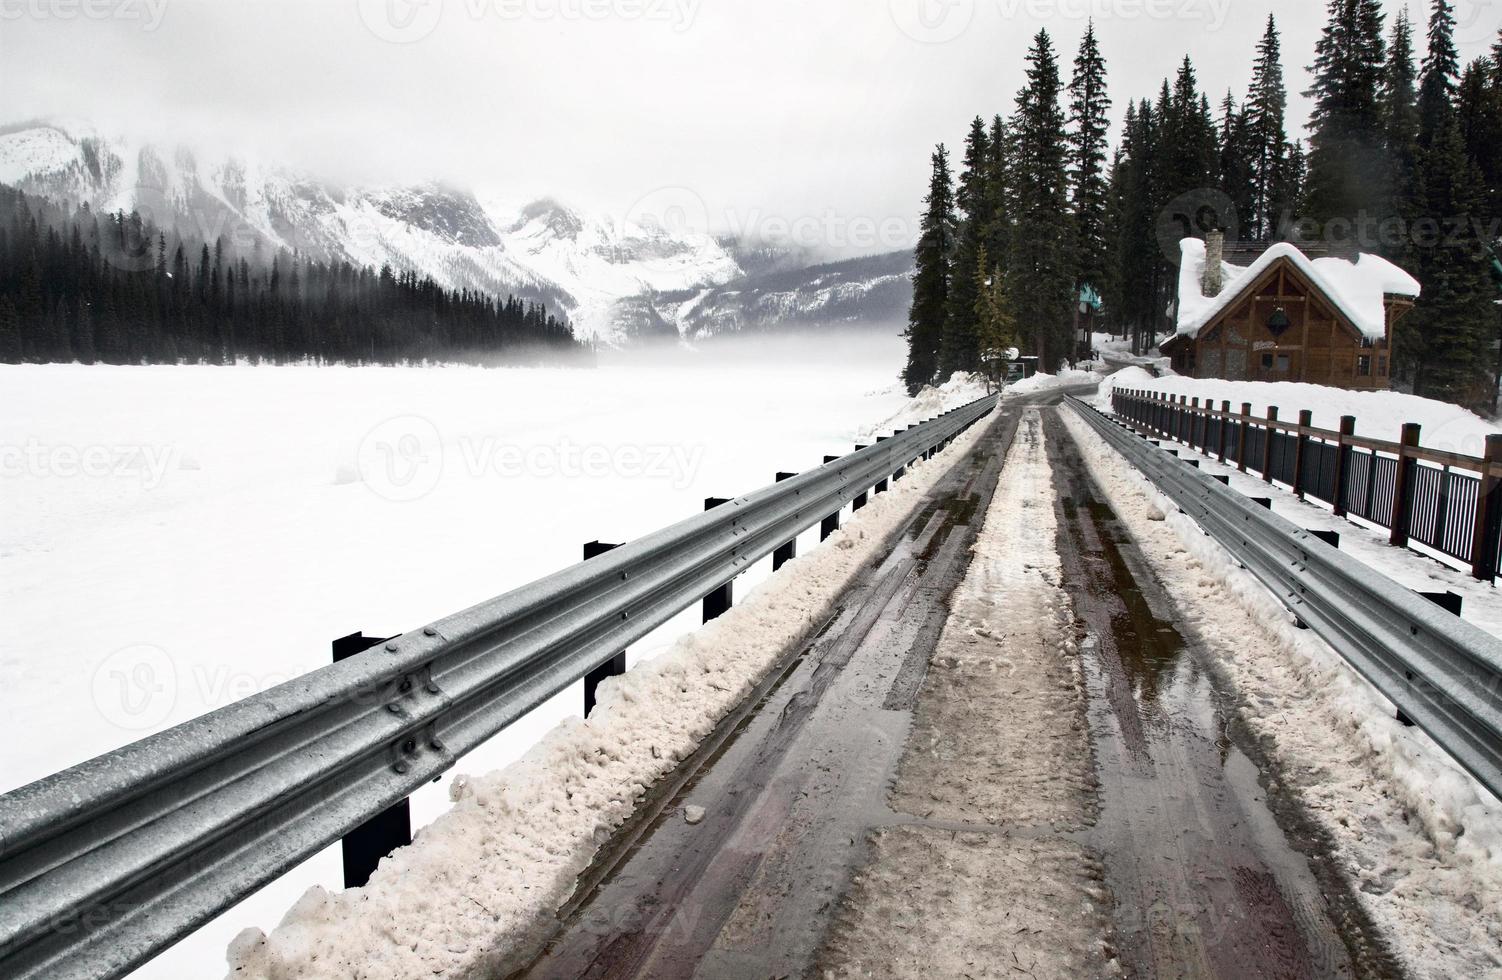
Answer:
top-left (1009, 30), bottom-right (1076, 371)
top-left (973, 246), bottom-right (1018, 386)
top-left (1068, 22), bottom-right (1112, 299)
top-left (1304, 0), bottom-right (1388, 230)
top-left (1418, 0), bottom-right (1460, 147)
top-left (982, 115), bottom-right (1013, 274)
top-left (1246, 15), bottom-right (1290, 241)
top-left (1408, 114), bottom-right (1495, 407)
top-left (1217, 91), bottom-right (1255, 238)
top-left (903, 144), bottom-right (956, 394)
top-left (940, 119), bottom-right (991, 377)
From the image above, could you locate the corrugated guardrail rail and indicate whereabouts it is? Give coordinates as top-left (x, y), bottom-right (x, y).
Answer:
top-left (0, 393), bottom-right (999, 980)
top-left (1067, 396), bottom-right (1502, 804)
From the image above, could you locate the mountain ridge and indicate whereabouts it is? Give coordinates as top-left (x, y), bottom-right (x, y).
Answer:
top-left (0, 122), bottom-right (913, 344)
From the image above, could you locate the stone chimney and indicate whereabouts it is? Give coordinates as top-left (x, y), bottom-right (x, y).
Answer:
top-left (1201, 230), bottom-right (1225, 298)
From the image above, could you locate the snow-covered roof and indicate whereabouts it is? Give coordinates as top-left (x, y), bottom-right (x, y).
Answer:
top-left (1177, 239), bottom-right (1420, 342)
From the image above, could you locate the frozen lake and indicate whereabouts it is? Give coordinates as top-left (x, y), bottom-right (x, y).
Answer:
top-left (1, 332), bottom-right (924, 977)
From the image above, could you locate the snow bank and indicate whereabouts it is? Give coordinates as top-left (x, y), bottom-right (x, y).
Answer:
top-left (857, 372), bottom-right (991, 439)
top-left (1177, 238), bottom-right (1420, 342)
top-left (1061, 406), bottom-right (1502, 977)
top-left (1005, 367), bottom-right (1100, 397)
top-left (1097, 367), bottom-right (1499, 457)
top-left (226, 400), bottom-right (997, 980)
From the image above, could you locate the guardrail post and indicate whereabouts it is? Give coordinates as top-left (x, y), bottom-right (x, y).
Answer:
top-left (1293, 410), bottom-right (1313, 500)
top-left (1471, 434), bottom-right (1502, 581)
top-left (332, 632), bottom-right (411, 890)
top-left (703, 498), bottom-right (734, 621)
top-left (852, 444), bottom-right (870, 510)
top-left (1333, 416), bottom-right (1356, 518)
top-left (582, 541), bottom-right (627, 716)
top-left (1262, 407), bottom-right (1278, 483)
top-left (874, 436), bottom-right (891, 495)
top-left (1238, 402), bottom-right (1252, 472)
top-left (821, 456), bottom-right (843, 539)
top-left (773, 473), bottom-right (799, 569)
top-left (1390, 423), bottom-right (1421, 548)
top-left (893, 432), bottom-right (908, 482)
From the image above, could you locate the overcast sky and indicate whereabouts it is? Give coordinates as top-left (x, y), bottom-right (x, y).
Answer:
top-left (2, 0), bottom-right (1497, 251)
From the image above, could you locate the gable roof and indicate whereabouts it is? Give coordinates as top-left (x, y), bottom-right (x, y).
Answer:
top-left (1176, 239), bottom-right (1420, 342)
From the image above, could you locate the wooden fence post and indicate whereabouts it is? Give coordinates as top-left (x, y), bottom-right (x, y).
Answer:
top-left (1239, 403), bottom-right (1252, 472)
top-left (1293, 410), bottom-right (1313, 500)
top-left (1262, 406), bottom-right (1278, 483)
top-left (1219, 400), bottom-right (1232, 463)
top-left (1390, 423), bottom-right (1421, 548)
top-left (1333, 416), bottom-right (1356, 518)
top-left (1470, 433), bottom-right (1502, 581)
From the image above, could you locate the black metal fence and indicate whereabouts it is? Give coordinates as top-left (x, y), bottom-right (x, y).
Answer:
top-left (1111, 388), bottom-right (1502, 582)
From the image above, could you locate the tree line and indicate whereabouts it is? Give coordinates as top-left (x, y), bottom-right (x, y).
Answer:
top-left (903, 2), bottom-right (1502, 411)
top-left (0, 184), bottom-right (581, 368)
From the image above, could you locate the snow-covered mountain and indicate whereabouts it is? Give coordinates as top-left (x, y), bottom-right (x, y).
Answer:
top-left (0, 121), bottom-right (911, 344)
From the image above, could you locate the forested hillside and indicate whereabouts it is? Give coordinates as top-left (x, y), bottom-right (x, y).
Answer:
top-left (0, 184), bottom-right (580, 367)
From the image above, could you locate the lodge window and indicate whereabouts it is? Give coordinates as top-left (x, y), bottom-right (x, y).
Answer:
top-left (1358, 355), bottom-right (1372, 377)
top-left (1378, 356), bottom-right (1389, 376)
top-left (1262, 353), bottom-right (1291, 372)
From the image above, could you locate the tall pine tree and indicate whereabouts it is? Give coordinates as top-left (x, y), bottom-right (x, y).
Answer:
top-left (1009, 30), bottom-right (1076, 371)
top-left (903, 144), bottom-right (956, 394)
top-left (1068, 22), bottom-right (1112, 301)
top-left (939, 120), bottom-right (991, 377)
top-left (1246, 15), bottom-right (1290, 241)
top-left (1304, 0), bottom-right (1388, 232)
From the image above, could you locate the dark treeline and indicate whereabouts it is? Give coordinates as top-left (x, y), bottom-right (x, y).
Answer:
top-left (0, 184), bottom-right (581, 368)
top-left (903, 2), bottom-right (1502, 411)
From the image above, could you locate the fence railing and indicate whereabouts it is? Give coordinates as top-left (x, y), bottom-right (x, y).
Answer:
top-left (1110, 388), bottom-right (1502, 582)
top-left (0, 393), bottom-right (999, 980)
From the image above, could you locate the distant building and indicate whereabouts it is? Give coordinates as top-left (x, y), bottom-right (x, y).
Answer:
top-left (1161, 232), bottom-right (1420, 390)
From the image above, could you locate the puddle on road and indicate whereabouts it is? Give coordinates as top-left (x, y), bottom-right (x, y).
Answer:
top-left (1044, 410), bottom-right (1373, 980)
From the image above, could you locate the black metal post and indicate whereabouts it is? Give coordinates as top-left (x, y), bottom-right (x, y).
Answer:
top-left (582, 541), bottom-right (626, 716)
top-left (703, 498), bottom-right (733, 621)
top-left (332, 631), bottom-right (410, 890)
top-left (773, 473), bottom-right (798, 570)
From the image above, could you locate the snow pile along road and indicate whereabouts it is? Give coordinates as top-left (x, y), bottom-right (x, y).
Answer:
top-left (1097, 366), bottom-right (1500, 457)
top-left (1060, 405), bottom-right (1502, 978)
top-left (226, 403), bottom-right (999, 980)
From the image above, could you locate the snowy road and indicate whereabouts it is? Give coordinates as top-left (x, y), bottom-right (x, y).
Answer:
top-left (505, 394), bottom-right (1502, 980)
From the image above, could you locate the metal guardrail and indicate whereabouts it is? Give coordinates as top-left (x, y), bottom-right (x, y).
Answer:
top-left (0, 393), bottom-right (998, 980)
top-left (1067, 396), bottom-right (1502, 804)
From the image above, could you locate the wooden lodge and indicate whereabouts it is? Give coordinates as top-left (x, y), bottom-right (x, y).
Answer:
top-left (1160, 232), bottom-right (1420, 391)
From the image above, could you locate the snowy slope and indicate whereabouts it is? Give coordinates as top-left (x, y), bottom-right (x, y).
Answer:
top-left (0, 122), bottom-right (910, 345)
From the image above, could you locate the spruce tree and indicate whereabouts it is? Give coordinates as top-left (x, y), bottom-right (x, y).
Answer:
top-left (1246, 15), bottom-right (1290, 241)
top-left (1009, 30), bottom-right (1076, 371)
top-left (974, 246), bottom-right (1018, 386)
top-left (903, 144), bottom-right (956, 394)
top-left (1418, 0), bottom-right (1460, 148)
top-left (940, 119), bottom-right (991, 377)
top-left (1068, 22), bottom-right (1112, 301)
top-left (1217, 91), bottom-right (1255, 238)
top-left (982, 115), bottom-right (1013, 275)
top-left (1304, 0), bottom-right (1388, 231)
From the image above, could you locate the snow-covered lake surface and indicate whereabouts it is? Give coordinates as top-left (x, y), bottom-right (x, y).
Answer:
top-left (0, 333), bottom-right (939, 978)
